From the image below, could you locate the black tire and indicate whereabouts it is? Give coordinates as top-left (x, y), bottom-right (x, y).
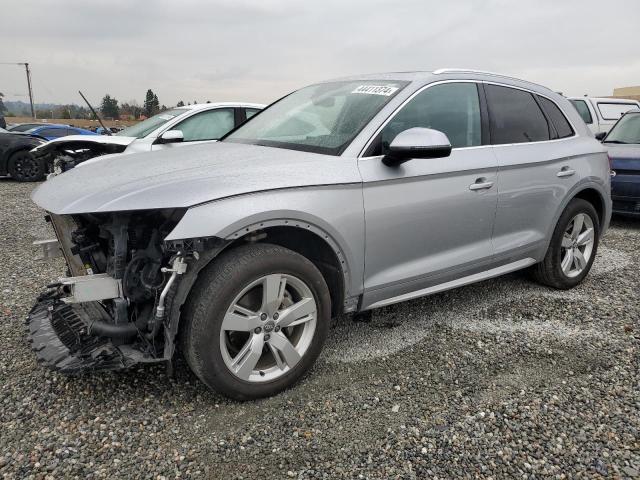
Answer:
top-left (532, 198), bottom-right (600, 289)
top-left (181, 243), bottom-right (331, 400)
top-left (8, 150), bottom-right (45, 182)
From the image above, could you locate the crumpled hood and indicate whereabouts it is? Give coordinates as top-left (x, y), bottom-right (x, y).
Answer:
top-left (31, 134), bottom-right (136, 153)
top-left (32, 142), bottom-right (360, 214)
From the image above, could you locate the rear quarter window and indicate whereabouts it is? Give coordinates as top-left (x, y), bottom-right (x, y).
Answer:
top-left (538, 96), bottom-right (574, 139)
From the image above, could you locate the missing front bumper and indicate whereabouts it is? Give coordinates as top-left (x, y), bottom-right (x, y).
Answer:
top-left (26, 295), bottom-right (133, 373)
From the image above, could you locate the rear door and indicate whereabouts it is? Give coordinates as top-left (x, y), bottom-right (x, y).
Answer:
top-left (487, 84), bottom-right (580, 260)
top-left (359, 82), bottom-right (498, 308)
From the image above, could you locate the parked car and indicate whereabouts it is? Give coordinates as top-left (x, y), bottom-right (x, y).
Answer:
top-left (28, 70), bottom-right (611, 400)
top-left (8, 122), bottom-right (65, 132)
top-left (31, 103), bottom-right (264, 174)
top-left (25, 125), bottom-right (97, 141)
top-left (569, 96), bottom-right (640, 136)
top-left (602, 111), bottom-right (640, 216)
top-left (0, 131), bottom-right (47, 181)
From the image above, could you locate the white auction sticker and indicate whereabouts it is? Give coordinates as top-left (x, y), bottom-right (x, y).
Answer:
top-left (352, 85), bottom-right (399, 96)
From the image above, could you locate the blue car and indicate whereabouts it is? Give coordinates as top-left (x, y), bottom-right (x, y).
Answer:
top-left (604, 111), bottom-right (640, 217)
top-left (26, 125), bottom-right (97, 141)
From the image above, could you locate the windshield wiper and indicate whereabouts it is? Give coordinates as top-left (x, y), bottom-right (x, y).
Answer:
top-left (604, 140), bottom-right (629, 144)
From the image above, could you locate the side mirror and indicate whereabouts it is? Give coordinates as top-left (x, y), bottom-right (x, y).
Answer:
top-left (594, 131), bottom-right (606, 141)
top-left (157, 130), bottom-right (184, 144)
top-left (382, 127), bottom-right (452, 167)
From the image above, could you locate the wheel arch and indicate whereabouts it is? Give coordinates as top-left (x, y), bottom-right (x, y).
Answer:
top-left (541, 181), bottom-right (611, 258)
top-left (221, 221), bottom-right (349, 318)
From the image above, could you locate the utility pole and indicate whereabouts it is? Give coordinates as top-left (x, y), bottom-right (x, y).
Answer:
top-left (24, 63), bottom-right (35, 119)
top-left (0, 62), bottom-right (36, 119)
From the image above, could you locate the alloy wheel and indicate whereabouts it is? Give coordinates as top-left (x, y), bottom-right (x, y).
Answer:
top-left (219, 273), bottom-right (317, 383)
top-left (560, 213), bottom-right (594, 278)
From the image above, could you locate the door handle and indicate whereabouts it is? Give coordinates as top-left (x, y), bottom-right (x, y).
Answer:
top-left (469, 178), bottom-right (494, 191)
top-left (557, 167), bottom-right (576, 178)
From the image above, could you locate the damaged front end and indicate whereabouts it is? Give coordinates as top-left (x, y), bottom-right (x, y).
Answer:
top-left (31, 138), bottom-right (131, 176)
top-left (27, 209), bottom-right (211, 373)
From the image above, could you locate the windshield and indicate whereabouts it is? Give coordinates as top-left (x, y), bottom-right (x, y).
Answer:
top-left (224, 80), bottom-right (408, 155)
top-left (605, 113), bottom-right (640, 144)
top-left (117, 108), bottom-right (185, 139)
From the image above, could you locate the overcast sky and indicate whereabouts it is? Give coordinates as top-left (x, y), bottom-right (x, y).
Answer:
top-left (2, 0), bottom-right (639, 107)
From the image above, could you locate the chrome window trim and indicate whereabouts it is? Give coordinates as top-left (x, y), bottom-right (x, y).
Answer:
top-left (358, 79), bottom-right (578, 159)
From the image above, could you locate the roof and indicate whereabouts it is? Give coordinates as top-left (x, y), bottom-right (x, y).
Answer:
top-left (180, 102), bottom-right (266, 112)
top-left (328, 69), bottom-right (557, 96)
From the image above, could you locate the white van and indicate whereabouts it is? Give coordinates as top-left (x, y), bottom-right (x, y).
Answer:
top-left (569, 96), bottom-right (640, 137)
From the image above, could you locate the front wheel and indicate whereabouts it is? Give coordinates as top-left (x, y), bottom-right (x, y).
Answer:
top-left (8, 150), bottom-right (45, 182)
top-left (532, 198), bottom-right (600, 289)
top-left (181, 243), bottom-right (331, 400)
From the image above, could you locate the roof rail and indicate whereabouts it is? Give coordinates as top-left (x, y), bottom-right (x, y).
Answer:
top-left (432, 68), bottom-right (543, 88)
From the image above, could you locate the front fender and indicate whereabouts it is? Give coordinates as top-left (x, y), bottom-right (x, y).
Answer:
top-left (165, 185), bottom-right (365, 297)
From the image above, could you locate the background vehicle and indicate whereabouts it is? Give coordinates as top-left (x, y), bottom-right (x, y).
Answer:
top-left (0, 131), bottom-right (47, 181)
top-left (8, 122), bottom-right (64, 132)
top-left (29, 70), bottom-right (610, 400)
top-left (603, 111), bottom-right (640, 216)
top-left (569, 96), bottom-right (640, 136)
top-left (25, 124), bottom-right (97, 140)
top-left (31, 102), bottom-right (264, 173)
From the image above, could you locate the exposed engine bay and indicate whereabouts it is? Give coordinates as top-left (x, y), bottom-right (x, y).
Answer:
top-left (27, 209), bottom-right (221, 373)
top-left (32, 140), bottom-right (129, 175)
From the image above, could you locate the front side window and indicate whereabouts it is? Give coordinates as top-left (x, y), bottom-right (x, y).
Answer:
top-left (224, 80), bottom-right (408, 155)
top-left (117, 109), bottom-right (184, 139)
top-left (597, 102), bottom-right (640, 121)
top-left (538, 96), bottom-right (574, 139)
top-left (604, 113), bottom-right (640, 144)
top-left (173, 108), bottom-right (235, 141)
top-left (369, 82), bottom-right (481, 155)
top-left (486, 84), bottom-right (550, 144)
top-left (569, 99), bottom-right (593, 124)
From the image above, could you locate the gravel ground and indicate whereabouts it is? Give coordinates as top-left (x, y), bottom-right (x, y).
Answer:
top-left (1, 179), bottom-right (638, 479)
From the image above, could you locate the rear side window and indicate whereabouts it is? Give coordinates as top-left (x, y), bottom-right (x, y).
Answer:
top-left (486, 84), bottom-right (550, 144)
top-left (538, 96), bottom-right (574, 139)
top-left (597, 102), bottom-right (640, 121)
top-left (569, 99), bottom-right (593, 124)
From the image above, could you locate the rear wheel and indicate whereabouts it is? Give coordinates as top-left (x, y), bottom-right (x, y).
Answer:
top-left (8, 150), bottom-right (45, 182)
top-left (532, 198), bottom-right (599, 289)
top-left (181, 243), bottom-right (331, 400)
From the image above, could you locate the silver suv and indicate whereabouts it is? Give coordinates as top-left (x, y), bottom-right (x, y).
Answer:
top-left (29, 70), bottom-right (611, 400)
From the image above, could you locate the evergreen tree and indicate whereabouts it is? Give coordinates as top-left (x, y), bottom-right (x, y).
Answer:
top-left (144, 89), bottom-right (160, 116)
top-left (100, 94), bottom-right (119, 119)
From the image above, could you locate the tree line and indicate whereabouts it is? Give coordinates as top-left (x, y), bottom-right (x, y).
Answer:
top-left (100, 90), bottom-right (208, 120)
top-left (0, 90), bottom-right (207, 120)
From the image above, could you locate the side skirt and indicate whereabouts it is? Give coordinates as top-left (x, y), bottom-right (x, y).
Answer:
top-left (364, 257), bottom-right (536, 311)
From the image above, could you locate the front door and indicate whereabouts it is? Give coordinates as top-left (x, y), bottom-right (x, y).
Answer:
top-left (359, 82), bottom-right (498, 309)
